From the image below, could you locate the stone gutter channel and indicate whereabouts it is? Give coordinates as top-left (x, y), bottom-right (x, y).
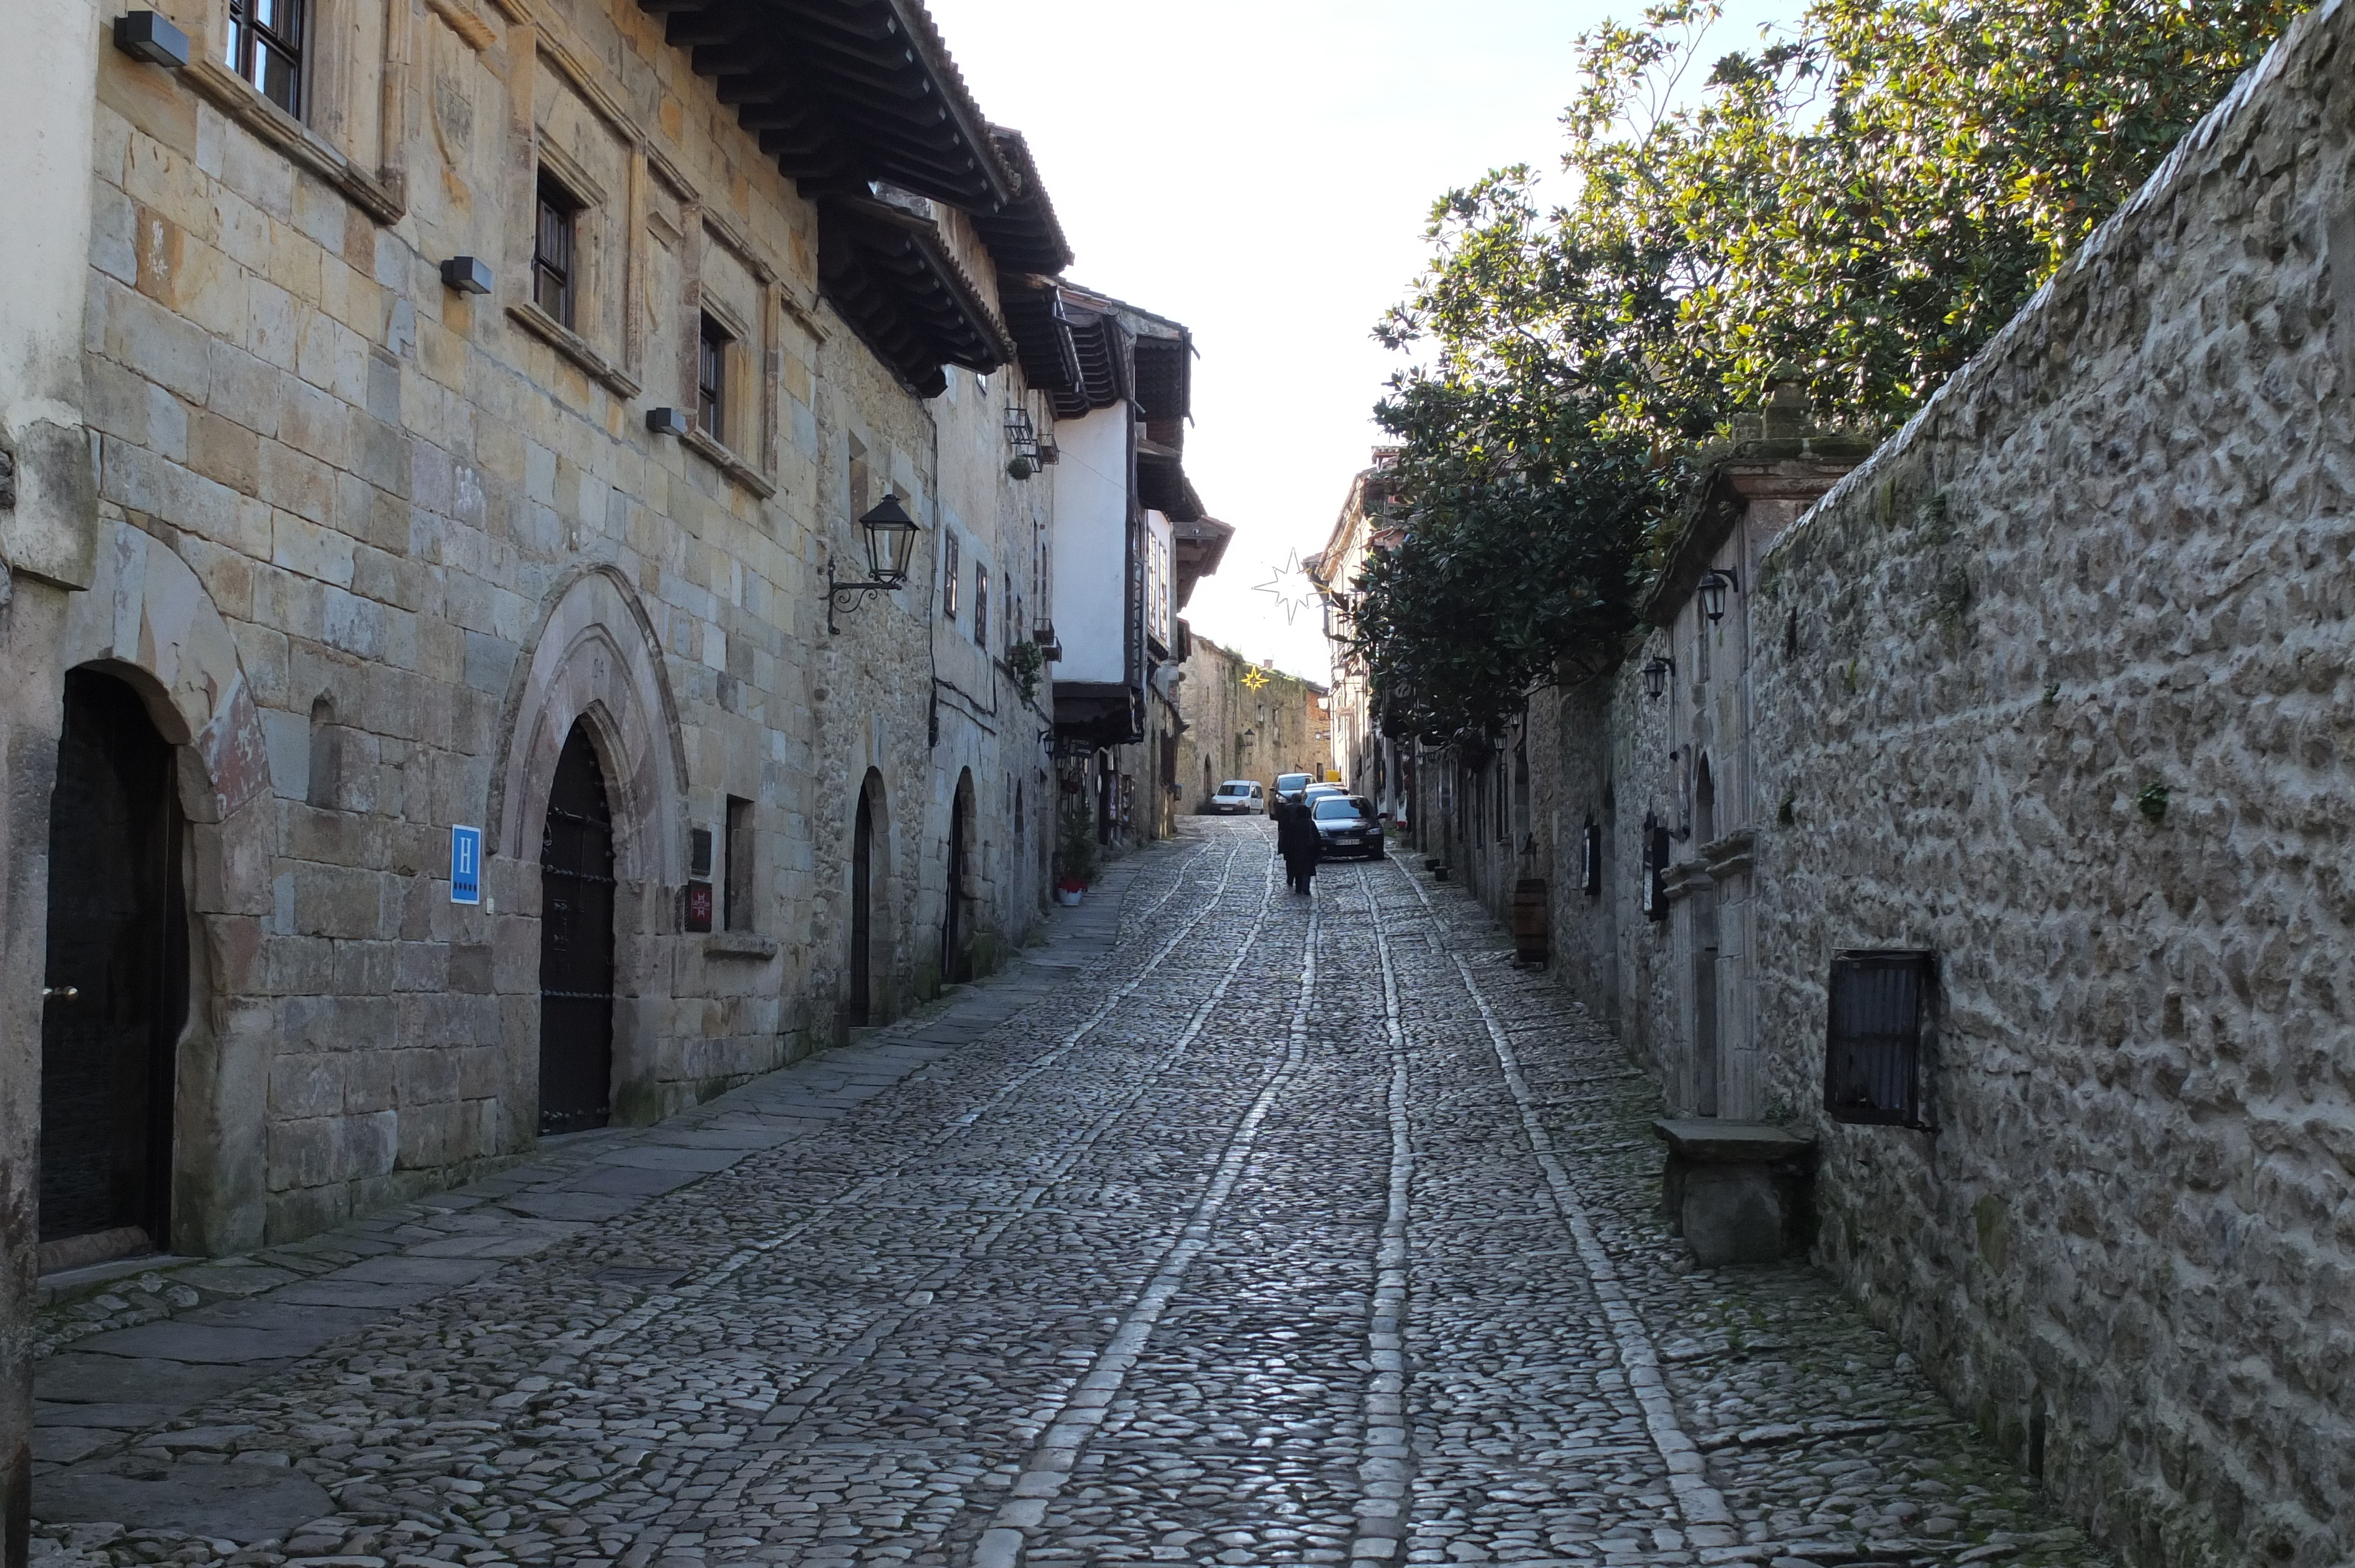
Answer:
top-left (28, 849), bottom-right (1156, 1546)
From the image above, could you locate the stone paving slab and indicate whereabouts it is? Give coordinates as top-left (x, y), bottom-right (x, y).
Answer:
top-left (35, 1461), bottom-right (336, 1540)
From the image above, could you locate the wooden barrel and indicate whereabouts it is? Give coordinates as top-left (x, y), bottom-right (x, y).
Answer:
top-left (1511, 878), bottom-right (1549, 964)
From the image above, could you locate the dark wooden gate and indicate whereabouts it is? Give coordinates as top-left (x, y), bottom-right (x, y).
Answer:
top-left (539, 724), bottom-right (614, 1134)
top-left (41, 669), bottom-right (184, 1259)
top-left (849, 789), bottom-right (873, 1025)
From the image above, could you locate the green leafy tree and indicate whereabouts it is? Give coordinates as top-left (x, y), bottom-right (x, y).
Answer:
top-left (1351, 0), bottom-right (2304, 737)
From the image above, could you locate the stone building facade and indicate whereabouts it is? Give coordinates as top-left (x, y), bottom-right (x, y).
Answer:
top-left (1040, 287), bottom-right (1227, 852)
top-left (1331, 5), bottom-right (2355, 1564)
top-left (1170, 633), bottom-right (1330, 811)
top-left (0, 0), bottom-right (1233, 1491)
top-left (1312, 451), bottom-right (1405, 822)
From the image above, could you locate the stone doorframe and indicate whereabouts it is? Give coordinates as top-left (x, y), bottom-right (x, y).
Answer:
top-left (489, 566), bottom-right (689, 1130)
top-left (55, 520), bottom-right (275, 1256)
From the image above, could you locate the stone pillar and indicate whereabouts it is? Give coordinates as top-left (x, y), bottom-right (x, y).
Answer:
top-left (0, 3), bottom-right (100, 1559)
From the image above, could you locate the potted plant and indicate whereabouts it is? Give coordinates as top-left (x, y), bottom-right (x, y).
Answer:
top-left (1054, 802), bottom-right (1100, 906)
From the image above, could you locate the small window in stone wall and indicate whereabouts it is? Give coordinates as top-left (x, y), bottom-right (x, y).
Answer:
top-left (943, 533), bottom-right (960, 620)
top-left (724, 796), bottom-right (754, 931)
top-left (306, 695), bottom-right (339, 809)
top-left (698, 313), bottom-right (731, 443)
top-left (1580, 817), bottom-right (1603, 896)
top-left (226, 0), bottom-right (306, 119)
top-left (1824, 949), bottom-right (1935, 1128)
top-left (975, 562), bottom-right (990, 647)
top-left (1642, 812), bottom-right (1669, 922)
top-left (534, 172), bottom-right (582, 328)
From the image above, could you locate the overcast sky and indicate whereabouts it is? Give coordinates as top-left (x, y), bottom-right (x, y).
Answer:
top-left (928, 0), bottom-right (1793, 682)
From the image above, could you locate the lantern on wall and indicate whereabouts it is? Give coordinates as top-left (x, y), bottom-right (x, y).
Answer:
top-left (1641, 656), bottom-right (1674, 700)
top-left (1697, 566), bottom-right (1741, 624)
top-left (825, 495), bottom-right (923, 634)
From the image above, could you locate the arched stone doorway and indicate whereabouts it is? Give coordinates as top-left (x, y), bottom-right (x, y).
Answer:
top-left (539, 723), bottom-right (616, 1134)
top-left (51, 520), bottom-right (276, 1258)
top-left (848, 768), bottom-right (887, 1026)
top-left (38, 668), bottom-right (187, 1269)
top-left (945, 769), bottom-right (976, 984)
top-left (493, 567), bottom-right (686, 1132)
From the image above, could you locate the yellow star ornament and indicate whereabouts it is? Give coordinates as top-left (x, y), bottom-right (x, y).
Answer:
top-left (1241, 665), bottom-right (1269, 692)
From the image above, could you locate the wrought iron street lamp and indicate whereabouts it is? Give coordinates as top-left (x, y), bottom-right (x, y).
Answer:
top-left (1697, 567), bottom-right (1740, 624)
top-left (826, 495), bottom-right (921, 634)
top-left (1642, 655), bottom-right (1674, 700)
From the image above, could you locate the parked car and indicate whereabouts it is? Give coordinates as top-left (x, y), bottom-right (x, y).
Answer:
top-left (1208, 779), bottom-right (1264, 815)
top-left (1269, 772), bottom-right (1314, 816)
top-left (1301, 782), bottom-right (1346, 809)
top-left (1310, 794), bottom-right (1385, 859)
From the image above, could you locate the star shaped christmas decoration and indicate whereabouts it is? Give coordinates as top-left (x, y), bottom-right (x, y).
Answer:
top-left (1255, 549), bottom-right (1321, 626)
top-left (1241, 665), bottom-right (1270, 692)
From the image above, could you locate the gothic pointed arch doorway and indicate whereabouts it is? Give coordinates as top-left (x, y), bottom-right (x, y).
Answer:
top-left (945, 769), bottom-right (976, 984)
top-left (850, 773), bottom-right (879, 1026)
top-left (39, 667), bottom-right (187, 1265)
top-left (539, 723), bottom-right (616, 1134)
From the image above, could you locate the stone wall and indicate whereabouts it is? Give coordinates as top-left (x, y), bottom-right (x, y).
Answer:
top-left (0, 4), bottom-right (105, 1557)
top-left (1172, 632), bottom-right (1330, 810)
top-left (1745, 8), bottom-right (2355, 1558)
top-left (1518, 4), bottom-right (2355, 1563)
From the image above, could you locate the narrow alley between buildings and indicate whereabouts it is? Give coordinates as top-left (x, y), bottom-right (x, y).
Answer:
top-left (32, 822), bottom-right (2101, 1568)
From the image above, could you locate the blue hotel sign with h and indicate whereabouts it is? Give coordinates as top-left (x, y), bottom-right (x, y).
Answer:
top-left (450, 825), bottom-right (483, 905)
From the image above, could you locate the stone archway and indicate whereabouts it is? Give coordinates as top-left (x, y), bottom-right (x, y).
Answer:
top-left (945, 769), bottom-right (976, 984)
top-left (54, 520), bottom-right (276, 1255)
top-left (848, 768), bottom-right (889, 1028)
top-left (490, 567), bottom-right (688, 1131)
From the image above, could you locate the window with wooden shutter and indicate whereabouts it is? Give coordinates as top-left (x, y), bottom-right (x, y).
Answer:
top-left (1824, 949), bottom-right (1935, 1128)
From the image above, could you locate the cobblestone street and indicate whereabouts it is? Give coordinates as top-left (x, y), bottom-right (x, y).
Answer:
top-left (33, 820), bottom-right (2105, 1568)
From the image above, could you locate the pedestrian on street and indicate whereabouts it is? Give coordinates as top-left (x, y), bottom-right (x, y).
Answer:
top-left (1276, 796), bottom-right (1321, 895)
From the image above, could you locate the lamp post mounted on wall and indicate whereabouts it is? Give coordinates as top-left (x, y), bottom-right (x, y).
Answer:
top-left (1697, 567), bottom-right (1741, 624)
top-left (827, 496), bottom-right (921, 634)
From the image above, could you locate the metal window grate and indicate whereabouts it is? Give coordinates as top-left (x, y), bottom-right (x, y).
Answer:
top-left (1823, 949), bottom-right (1934, 1128)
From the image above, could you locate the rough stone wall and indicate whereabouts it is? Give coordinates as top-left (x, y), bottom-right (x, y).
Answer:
top-left (69, 0), bottom-right (1059, 1249)
top-left (1172, 633), bottom-right (1330, 809)
top-left (1736, 6), bottom-right (2355, 1563)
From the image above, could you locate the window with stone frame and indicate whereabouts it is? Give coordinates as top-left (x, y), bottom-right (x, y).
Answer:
top-left (698, 313), bottom-right (731, 443)
top-left (974, 562), bottom-right (990, 647)
top-left (724, 796), bottom-right (754, 931)
top-left (943, 532), bottom-right (961, 620)
top-left (534, 172), bottom-right (582, 328)
top-left (225, 0), bottom-right (306, 118)
top-left (847, 434), bottom-right (870, 517)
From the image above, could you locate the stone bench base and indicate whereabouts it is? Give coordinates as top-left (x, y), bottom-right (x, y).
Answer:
top-left (1653, 1118), bottom-right (1817, 1267)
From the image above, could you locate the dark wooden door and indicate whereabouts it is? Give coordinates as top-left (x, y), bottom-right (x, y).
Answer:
top-left (944, 795), bottom-right (968, 984)
top-left (539, 725), bottom-right (614, 1134)
top-left (41, 669), bottom-right (184, 1255)
top-left (849, 791), bottom-right (872, 1025)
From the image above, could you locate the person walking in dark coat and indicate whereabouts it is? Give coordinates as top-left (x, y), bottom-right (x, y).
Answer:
top-left (1276, 797), bottom-right (1321, 894)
